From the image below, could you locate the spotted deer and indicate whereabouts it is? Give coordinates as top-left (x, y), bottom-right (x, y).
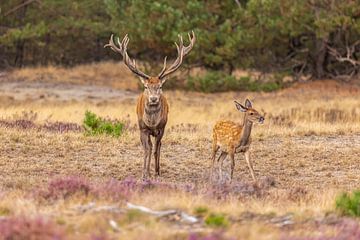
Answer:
top-left (105, 32), bottom-right (196, 179)
top-left (211, 99), bottom-right (265, 181)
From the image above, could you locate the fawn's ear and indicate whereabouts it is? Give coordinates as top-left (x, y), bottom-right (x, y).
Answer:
top-left (234, 101), bottom-right (248, 112)
top-left (245, 99), bottom-right (252, 108)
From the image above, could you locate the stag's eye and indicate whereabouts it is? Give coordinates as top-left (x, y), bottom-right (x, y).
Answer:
top-left (250, 113), bottom-right (254, 115)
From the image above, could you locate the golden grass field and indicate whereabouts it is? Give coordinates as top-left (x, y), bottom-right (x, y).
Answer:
top-left (0, 62), bottom-right (360, 239)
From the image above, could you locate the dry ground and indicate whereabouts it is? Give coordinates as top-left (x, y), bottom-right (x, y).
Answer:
top-left (0, 64), bottom-right (360, 239)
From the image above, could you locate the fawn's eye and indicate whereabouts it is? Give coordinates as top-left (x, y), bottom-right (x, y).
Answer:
top-left (250, 113), bottom-right (254, 115)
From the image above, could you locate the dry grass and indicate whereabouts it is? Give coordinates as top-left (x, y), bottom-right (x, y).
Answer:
top-left (7, 61), bottom-right (139, 90)
top-left (0, 65), bottom-right (360, 239)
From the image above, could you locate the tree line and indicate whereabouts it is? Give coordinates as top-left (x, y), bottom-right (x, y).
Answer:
top-left (1, 0), bottom-right (360, 80)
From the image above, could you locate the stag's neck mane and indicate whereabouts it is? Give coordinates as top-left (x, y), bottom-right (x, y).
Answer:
top-left (137, 93), bottom-right (168, 129)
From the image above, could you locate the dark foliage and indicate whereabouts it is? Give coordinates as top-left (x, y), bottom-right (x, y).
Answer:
top-left (1, 1), bottom-right (360, 80)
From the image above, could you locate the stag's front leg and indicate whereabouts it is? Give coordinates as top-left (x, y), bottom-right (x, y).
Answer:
top-left (140, 130), bottom-right (152, 180)
top-left (154, 129), bottom-right (164, 177)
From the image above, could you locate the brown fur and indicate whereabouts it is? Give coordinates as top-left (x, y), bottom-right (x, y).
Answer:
top-left (136, 92), bottom-right (169, 127)
top-left (105, 32), bottom-right (195, 179)
top-left (211, 100), bottom-right (264, 181)
top-left (136, 87), bottom-right (169, 179)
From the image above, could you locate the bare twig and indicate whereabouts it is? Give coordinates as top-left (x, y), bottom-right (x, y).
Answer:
top-left (327, 41), bottom-right (360, 66)
top-left (3, 0), bottom-right (39, 17)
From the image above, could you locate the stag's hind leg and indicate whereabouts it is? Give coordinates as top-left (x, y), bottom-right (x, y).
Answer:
top-left (154, 129), bottom-right (164, 177)
top-left (140, 130), bottom-right (152, 180)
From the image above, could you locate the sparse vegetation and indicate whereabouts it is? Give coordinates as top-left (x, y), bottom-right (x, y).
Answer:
top-left (0, 217), bottom-right (65, 240)
top-left (336, 191), bottom-right (360, 217)
top-left (194, 206), bottom-right (209, 217)
top-left (187, 71), bottom-right (282, 93)
top-left (1, 0), bottom-right (360, 238)
top-left (83, 111), bottom-right (124, 137)
top-left (204, 213), bottom-right (229, 228)
top-left (0, 67), bottom-right (359, 239)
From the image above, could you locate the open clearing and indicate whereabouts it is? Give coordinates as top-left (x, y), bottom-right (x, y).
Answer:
top-left (1, 128), bottom-right (360, 191)
top-left (0, 69), bottom-right (360, 239)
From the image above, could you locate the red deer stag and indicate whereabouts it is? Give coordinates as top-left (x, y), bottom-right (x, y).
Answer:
top-left (211, 99), bottom-right (265, 182)
top-left (105, 32), bottom-right (196, 179)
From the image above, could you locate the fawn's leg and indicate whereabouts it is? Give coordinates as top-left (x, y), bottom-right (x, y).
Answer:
top-left (229, 148), bottom-right (235, 181)
top-left (244, 150), bottom-right (256, 181)
top-left (217, 151), bottom-right (227, 182)
top-left (211, 138), bottom-right (220, 178)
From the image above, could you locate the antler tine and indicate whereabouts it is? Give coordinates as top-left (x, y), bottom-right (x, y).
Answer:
top-left (104, 34), bottom-right (118, 52)
top-left (105, 34), bottom-right (150, 80)
top-left (158, 31), bottom-right (195, 79)
top-left (184, 30), bottom-right (196, 55)
top-left (158, 56), bottom-right (168, 78)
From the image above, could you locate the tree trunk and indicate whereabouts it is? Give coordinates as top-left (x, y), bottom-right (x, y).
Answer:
top-left (14, 0), bottom-right (28, 67)
top-left (313, 37), bottom-right (328, 79)
top-left (14, 41), bottom-right (25, 67)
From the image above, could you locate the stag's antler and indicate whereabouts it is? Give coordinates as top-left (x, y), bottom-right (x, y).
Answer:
top-left (158, 31), bottom-right (196, 80)
top-left (105, 34), bottom-right (150, 80)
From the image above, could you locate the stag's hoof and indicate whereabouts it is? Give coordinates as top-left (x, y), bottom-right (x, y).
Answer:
top-left (142, 172), bottom-right (151, 181)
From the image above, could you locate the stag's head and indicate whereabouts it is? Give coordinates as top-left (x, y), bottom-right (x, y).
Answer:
top-left (105, 32), bottom-right (196, 106)
top-left (234, 99), bottom-right (265, 124)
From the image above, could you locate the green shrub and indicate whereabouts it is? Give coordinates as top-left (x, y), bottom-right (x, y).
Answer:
top-left (187, 71), bottom-right (238, 93)
top-left (204, 213), bottom-right (229, 228)
top-left (187, 71), bottom-right (282, 93)
top-left (193, 206), bottom-right (209, 217)
top-left (336, 191), bottom-right (360, 217)
top-left (83, 111), bottom-right (124, 137)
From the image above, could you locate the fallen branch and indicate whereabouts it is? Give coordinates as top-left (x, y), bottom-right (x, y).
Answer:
top-left (73, 202), bottom-right (125, 214)
top-left (127, 202), bottom-right (177, 217)
top-left (72, 202), bottom-right (199, 224)
top-left (126, 202), bottom-right (198, 224)
top-left (269, 214), bottom-right (294, 227)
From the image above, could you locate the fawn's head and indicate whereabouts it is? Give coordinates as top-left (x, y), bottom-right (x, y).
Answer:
top-left (234, 99), bottom-right (265, 124)
top-left (105, 32), bottom-right (196, 106)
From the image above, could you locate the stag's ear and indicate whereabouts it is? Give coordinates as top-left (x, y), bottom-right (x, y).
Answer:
top-left (234, 101), bottom-right (248, 112)
top-left (245, 99), bottom-right (252, 108)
